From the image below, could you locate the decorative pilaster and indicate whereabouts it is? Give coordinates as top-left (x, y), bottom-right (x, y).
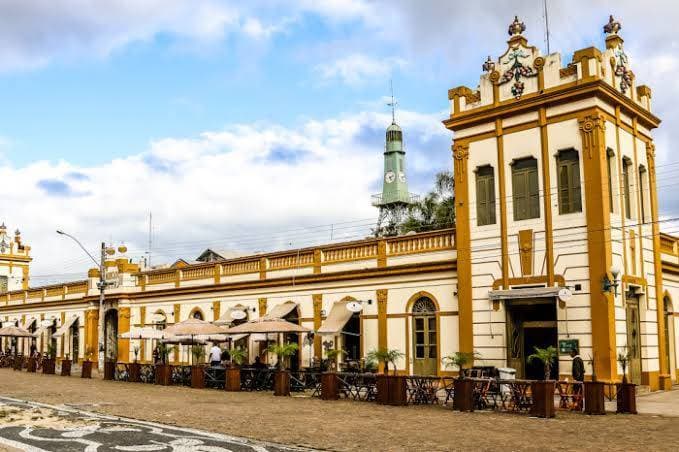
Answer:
top-left (377, 239), bottom-right (387, 268)
top-left (258, 298), bottom-right (267, 317)
top-left (117, 306), bottom-right (131, 363)
top-left (453, 141), bottom-right (473, 354)
top-left (212, 301), bottom-right (221, 322)
top-left (579, 114), bottom-right (617, 382)
top-left (84, 309), bottom-right (99, 367)
top-left (312, 294), bottom-right (322, 359)
top-left (377, 289), bottom-right (388, 373)
top-left (139, 306), bottom-right (146, 362)
top-left (647, 143), bottom-right (670, 388)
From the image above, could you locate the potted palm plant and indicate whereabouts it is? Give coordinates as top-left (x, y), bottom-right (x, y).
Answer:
top-left (321, 349), bottom-right (347, 400)
top-left (60, 353), bottom-right (72, 377)
top-left (81, 347), bottom-right (93, 379)
top-left (367, 348), bottom-right (407, 405)
top-left (129, 346), bottom-right (141, 383)
top-left (527, 346), bottom-right (558, 418)
top-left (616, 349), bottom-right (637, 414)
top-left (225, 346), bottom-right (247, 392)
top-left (43, 343), bottom-right (57, 375)
top-left (442, 351), bottom-right (479, 412)
top-left (155, 343), bottom-right (172, 386)
top-left (190, 344), bottom-right (206, 389)
top-left (267, 342), bottom-right (299, 396)
top-left (582, 351), bottom-right (605, 415)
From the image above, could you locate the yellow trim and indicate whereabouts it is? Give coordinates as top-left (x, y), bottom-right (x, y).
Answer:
top-left (312, 294), bottom-right (322, 359)
top-left (451, 141), bottom-right (473, 354)
top-left (496, 119), bottom-right (509, 289)
top-left (579, 113), bottom-right (617, 382)
top-left (188, 306), bottom-right (205, 320)
top-left (139, 306), bottom-right (146, 360)
top-left (117, 306), bottom-right (131, 362)
top-left (258, 297), bottom-right (267, 317)
top-left (518, 229), bottom-right (534, 276)
top-left (539, 108), bottom-right (555, 285)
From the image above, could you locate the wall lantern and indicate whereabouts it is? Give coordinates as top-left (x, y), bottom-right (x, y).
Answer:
top-left (602, 266), bottom-right (621, 297)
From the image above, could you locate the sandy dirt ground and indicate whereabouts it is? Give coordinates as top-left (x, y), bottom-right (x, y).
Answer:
top-left (1, 369), bottom-right (678, 451)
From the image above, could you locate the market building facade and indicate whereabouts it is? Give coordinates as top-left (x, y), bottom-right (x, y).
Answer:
top-left (1, 16), bottom-right (678, 390)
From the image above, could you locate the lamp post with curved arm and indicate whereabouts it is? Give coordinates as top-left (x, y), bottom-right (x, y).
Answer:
top-left (57, 230), bottom-right (107, 373)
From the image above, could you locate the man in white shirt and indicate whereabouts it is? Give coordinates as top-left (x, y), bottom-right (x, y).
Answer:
top-left (209, 344), bottom-right (222, 367)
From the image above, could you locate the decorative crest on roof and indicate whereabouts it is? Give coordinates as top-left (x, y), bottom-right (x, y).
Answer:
top-left (603, 15), bottom-right (621, 35)
top-left (508, 16), bottom-right (526, 36)
top-left (482, 56), bottom-right (495, 73)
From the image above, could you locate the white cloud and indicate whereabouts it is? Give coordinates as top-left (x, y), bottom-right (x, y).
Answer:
top-left (3, 109), bottom-right (448, 282)
top-left (315, 54), bottom-right (406, 85)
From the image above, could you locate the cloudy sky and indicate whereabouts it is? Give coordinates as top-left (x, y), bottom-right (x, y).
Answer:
top-left (1, 0), bottom-right (678, 282)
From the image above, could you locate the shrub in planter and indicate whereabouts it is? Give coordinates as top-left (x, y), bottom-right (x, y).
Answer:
top-left (584, 381), bottom-right (605, 415)
top-left (267, 343), bottom-right (299, 396)
top-left (27, 356), bottom-right (37, 373)
top-left (527, 346), bottom-right (557, 418)
top-left (190, 345), bottom-right (206, 389)
top-left (12, 356), bottom-right (23, 371)
top-left (60, 356), bottom-right (72, 377)
top-left (442, 351), bottom-right (480, 412)
top-left (616, 349), bottom-right (637, 414)
top-left (225, 347), bottom-right (247, 392)
top-left (81, 360), bottom-right (93, 379)
top-left (43, 343), bottom-right (57, 375)
top-left (103, 360), bottom-right (116, 380)
top-left (129, 362), bottom-right (141, 382)
top-left (321, 372), bottom-right (340, 400)
top-left (367, 348), bottom-right (407, 405)
top-left (154, 364), bottom-right (171, 385)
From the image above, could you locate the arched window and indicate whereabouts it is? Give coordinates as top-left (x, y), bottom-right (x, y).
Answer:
top-left (639, 165), bottom-right (648, 223)
top-left (192, 310), bottom-right (204, 320)
top-left (512, 157), bottom-right (540, 220)
top-left (153, 311), bottom-right (167, 330)
top-left (557, 149), bottom-right (582, 214)
top-left (606, 148), bottom-right (615, 213)
top-left (412, 297), bottom-right (437, 313)
top-left (623, 157), bottom-right (633, 219)
top-left (411, 296), bottom-right (437, 375)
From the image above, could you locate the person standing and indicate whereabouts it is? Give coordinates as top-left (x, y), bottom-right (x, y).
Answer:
top-left (570, 348), bottom-right (585, 410)
top-left (209, 344), bottom-right (222, 367)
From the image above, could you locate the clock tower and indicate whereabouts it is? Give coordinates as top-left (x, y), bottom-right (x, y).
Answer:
top-left (372, 115), bottom-right (418, 234)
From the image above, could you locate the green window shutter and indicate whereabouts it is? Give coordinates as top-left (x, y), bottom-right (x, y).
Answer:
top-left (512, 158), bottom-right (539, 220)
top-left (476, 166), bottom-right (496, 226)
top-left (606, 149), bottom-right (614, 213)
top-left (571, 159), bottom-right (582, 212)
top-left (557, 149), bottom-right (582, 215)
top-left (623, 159), bottom-right (631, 219)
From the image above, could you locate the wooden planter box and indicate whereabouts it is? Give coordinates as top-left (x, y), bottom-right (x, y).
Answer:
top-left (616, 383), bottom-right (637, 414)
top-left (42, 358), bottom-right (56, 375)
top-left (273, 370), bottom-right (291, 396)
top-left (584, 381), bottom-right (605, 415)
top-left (27, 357), bottom-right (37, 373)
top-left (376, 374), bottom-right (407, 406)
top-left (103, 361), bottom-right (116, 380)
top-left (129, 362), bottom-right (141, 382)
top-left (154, 364), bottom-right (171, 386)
top-left (191, 365), bottom-right (206, 389)
top-left (453, 378), bottom-right (475, 412)
top-left (12, 356), bottom-right (23, 371)
top-left (321, 372), bottom-right (340, 400)
top-left (225, 367), bottom-right (241, 392)
top-left (60, 359), bottom-right (72, 377)
top-left (530, 380), bottom-right (556, 418)
top-left (81, 360), bottom-right (92, 379)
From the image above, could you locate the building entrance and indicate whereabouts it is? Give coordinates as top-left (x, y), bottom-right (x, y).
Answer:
top-left (506, 298), bottom-right (558, 380)
top-left (625, 295), bottom-right (642, 384)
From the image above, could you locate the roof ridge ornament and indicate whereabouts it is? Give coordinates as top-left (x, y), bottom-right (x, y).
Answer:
top-left (603, 15), bottom-right (621, 35)
top-left (508, 16), bottom-right (526, 36)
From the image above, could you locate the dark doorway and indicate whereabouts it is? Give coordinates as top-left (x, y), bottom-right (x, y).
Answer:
top-left (71, 319), bottom-right (80, 362)
top-left (506, 298), bottom-right (558, 380)
top-left (283, 308), bottom-right (300, 371)
top-left (342, 313), bottom-right (361, 361)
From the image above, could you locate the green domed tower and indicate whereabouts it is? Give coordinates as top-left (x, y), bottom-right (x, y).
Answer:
top-left (372, 106), bottom-right (419, 234)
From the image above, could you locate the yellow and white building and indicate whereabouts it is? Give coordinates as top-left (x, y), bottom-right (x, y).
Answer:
top-left (1, 16), bottom-right (678, 390)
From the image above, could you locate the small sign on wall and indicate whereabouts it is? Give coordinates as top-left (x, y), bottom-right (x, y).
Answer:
top-left (558, 339), bottom-right (580, 355)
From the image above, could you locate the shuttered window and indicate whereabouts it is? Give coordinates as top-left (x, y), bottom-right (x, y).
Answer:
top-left (639, 165), bottom-right (647, 223)
top-left (512, 157), bottom-right (540, 221)
top-left (623, 157), bottom-right (632, 219)
top-left (476, 165), bottom-right (496, 226)
top-left (557, 149), bottom-right (582, 214)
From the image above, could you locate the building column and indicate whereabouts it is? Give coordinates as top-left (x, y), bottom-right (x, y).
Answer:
top-left (117, 306), bottom-right (131, 363)
top-left (647, 143), bottom-right (671, 390)
top-left (453, 141), bottom-right (474, 354)
top-left (313, 294), bottom-right (322, 360)
top-left (84, 308), bottom-right (99, 367)
top-left (258, 298), bottom-right (267, 317)
top-left (377, 289), bottom-right (388, 373)
top-left (579, 113), bottom-right (617, 382)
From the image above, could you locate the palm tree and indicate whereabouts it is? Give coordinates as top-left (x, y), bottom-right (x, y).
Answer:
top-left (229, 346), bottom-right (248, 367)
top-left (527, 346), bottom-right (558, 380)
top-left (442, 351), bottom-right (479, 379)
top-left (267, 343), bottom-right (299, 370)
top-left (366, 348), bottom-right (404, 375)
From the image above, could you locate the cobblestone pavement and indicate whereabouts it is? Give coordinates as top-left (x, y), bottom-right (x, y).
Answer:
top-left (0, 397), bottom-right (313, 452)
top-left (2, 370), bottom-right (679, 451)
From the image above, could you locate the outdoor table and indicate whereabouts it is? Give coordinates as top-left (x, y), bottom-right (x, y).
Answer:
top-left (407, 376), bottom-right (440, 405)
top-left (496, 379), bottom-right (533, 412)
top-left (205, 366), bottom-right (226, 389)
top-left (556, 380), bottom-right (583, 410)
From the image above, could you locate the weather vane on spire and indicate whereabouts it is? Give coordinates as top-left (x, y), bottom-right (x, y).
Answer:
top-left (387, 79), bottom-right (398, 124)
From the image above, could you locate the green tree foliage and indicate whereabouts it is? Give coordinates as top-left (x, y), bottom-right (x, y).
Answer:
top-left (400, 171), bottom-right (455, 234)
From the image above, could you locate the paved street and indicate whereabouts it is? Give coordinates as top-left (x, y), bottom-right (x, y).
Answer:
top-left (0, 397), bottom-right (311, 452)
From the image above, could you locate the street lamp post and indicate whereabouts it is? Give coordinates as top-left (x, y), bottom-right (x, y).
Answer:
top-left (57, 230), bottom-right (108, 373)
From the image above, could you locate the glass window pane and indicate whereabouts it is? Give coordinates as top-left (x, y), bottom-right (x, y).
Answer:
top-left (416, 332), bottom-right (424, 344)
top-left (416, 346), bottom-right (425, 359)
top-left (428, 317), bottom-right (436, 331)
top-left (429, 346), bottom-right (437, 359)
top-left (415, 318), bottom-right (424, 330)
top-left (429, 332), bottom-right (436, 345)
